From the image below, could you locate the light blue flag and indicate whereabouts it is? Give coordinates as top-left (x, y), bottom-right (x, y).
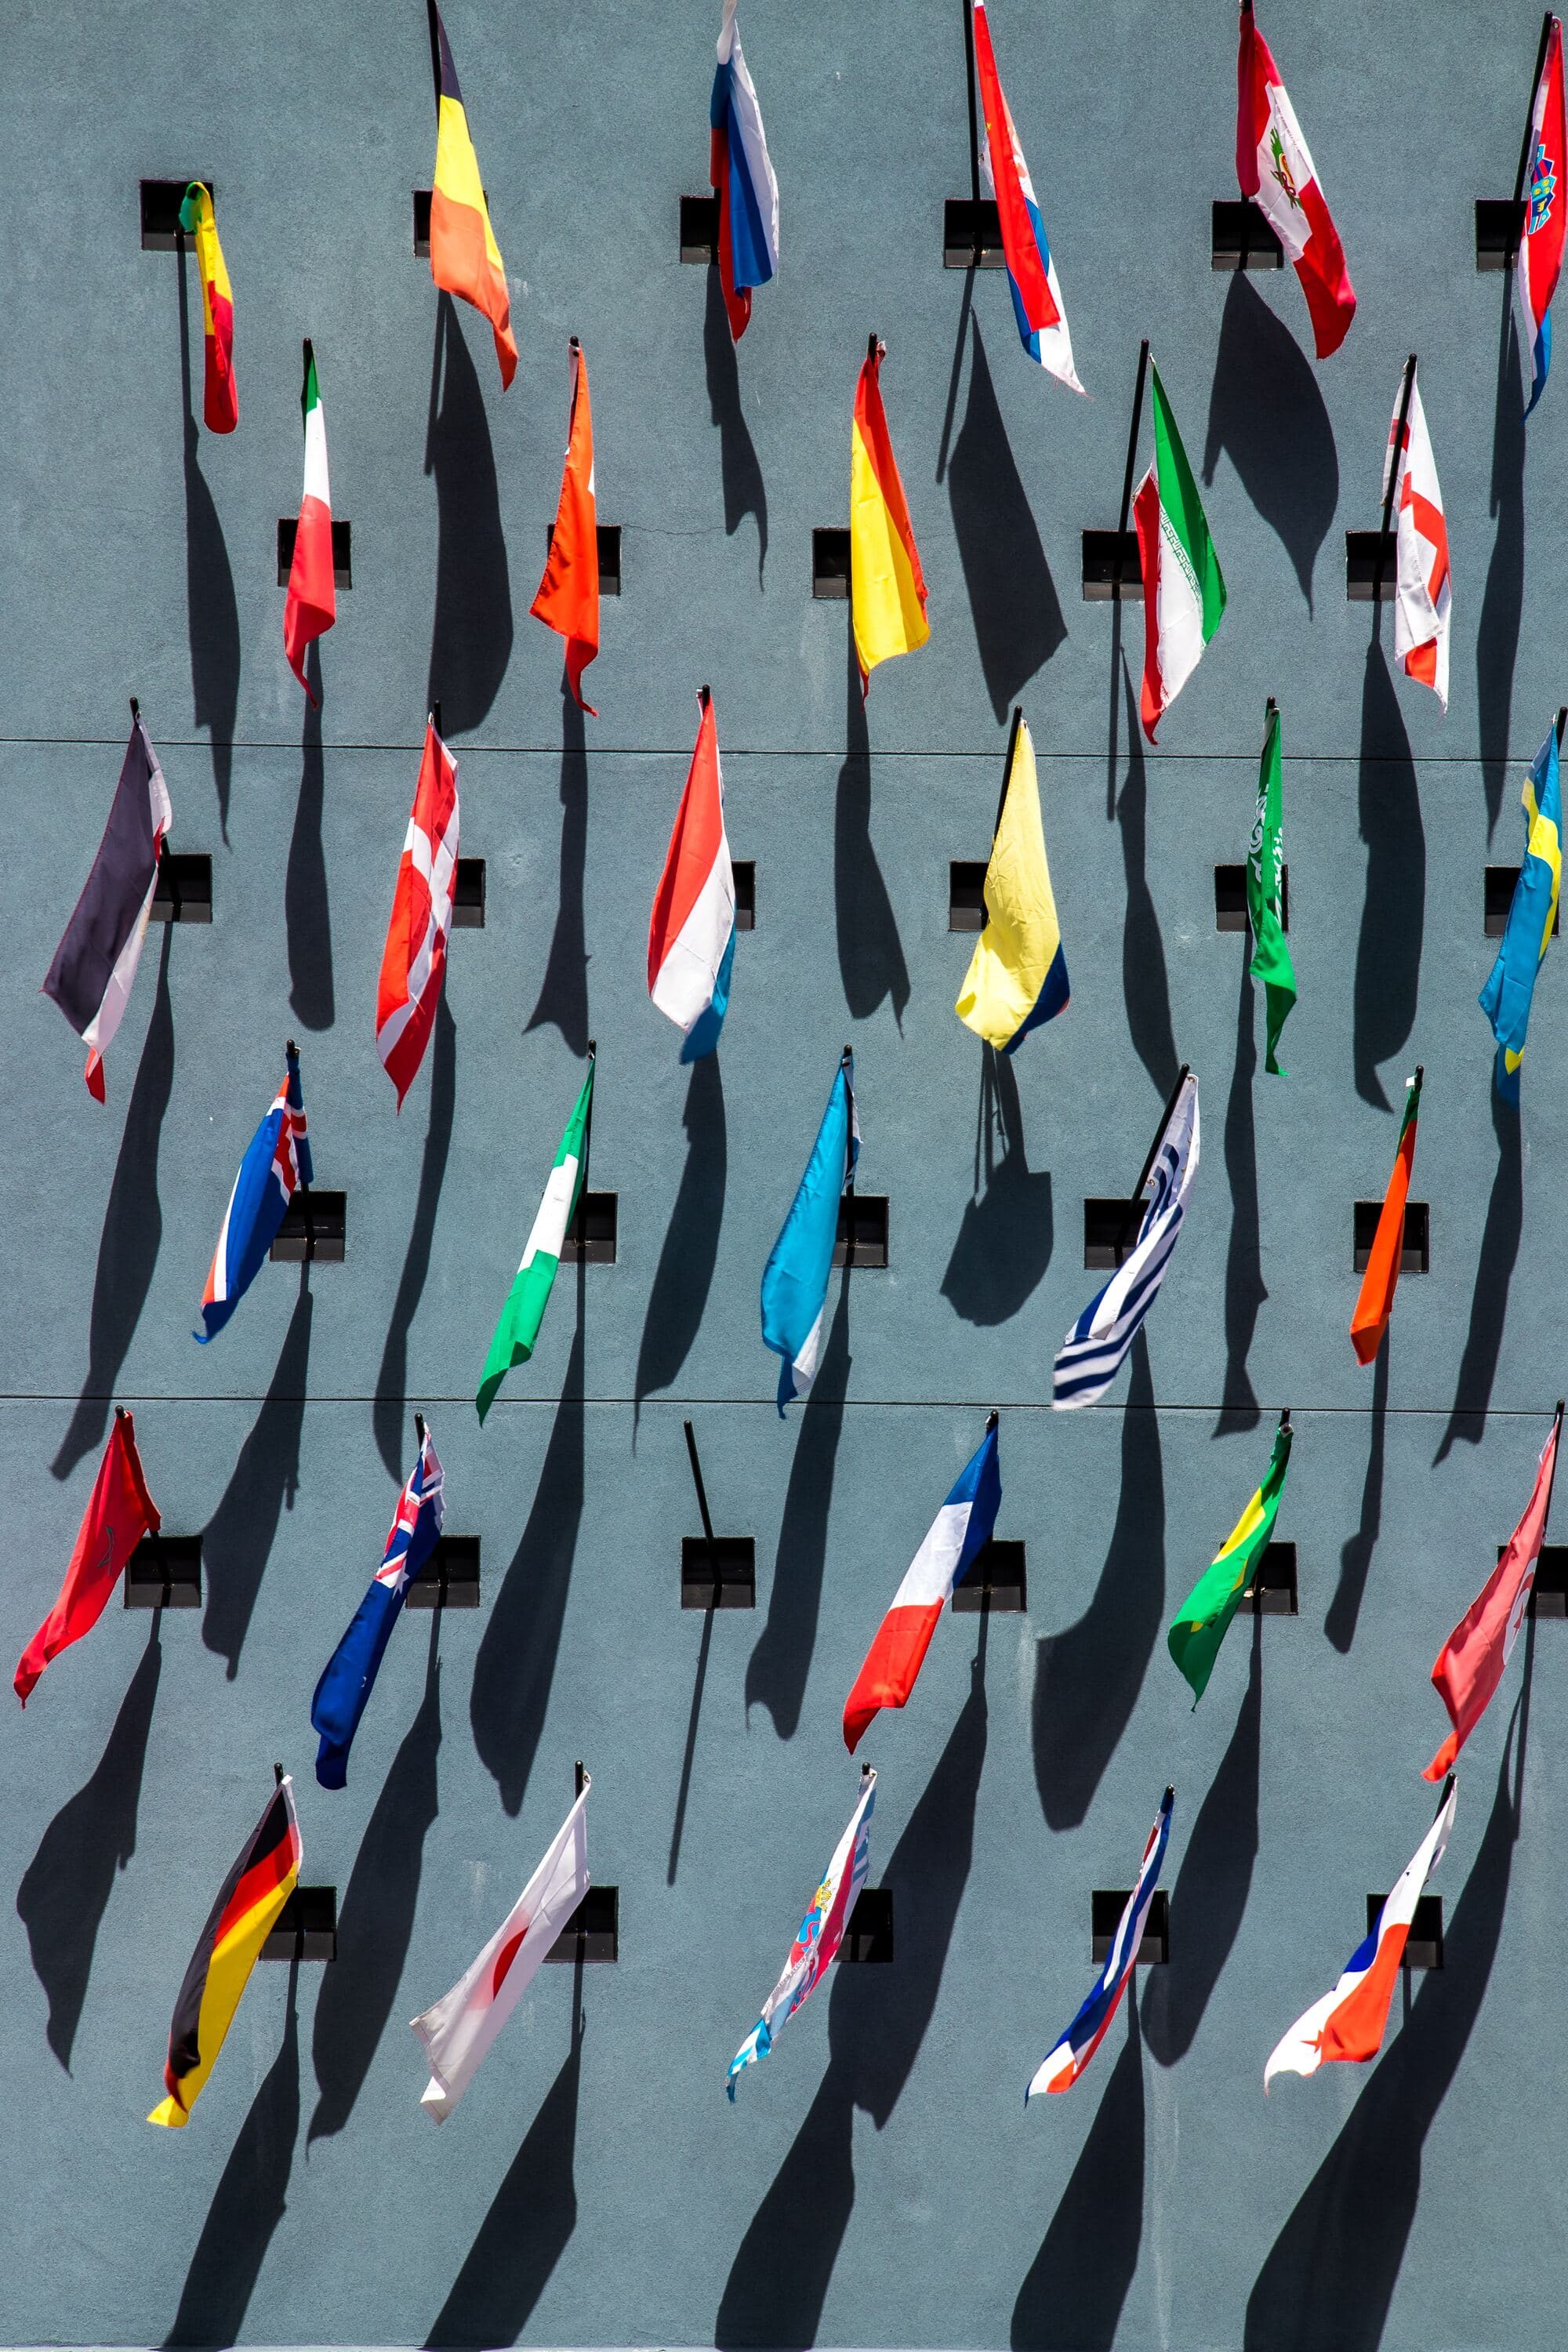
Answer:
top-left (1480, 726), bottom-right (1562, 1104)
top-left (760, 1048), bottom-right (859, 1413)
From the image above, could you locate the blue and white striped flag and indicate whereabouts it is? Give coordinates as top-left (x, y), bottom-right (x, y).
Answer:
top-left (1053, 1073), bottom-right (1199, 1409)
top-left (760, 1048), bottom-right (859, 1413)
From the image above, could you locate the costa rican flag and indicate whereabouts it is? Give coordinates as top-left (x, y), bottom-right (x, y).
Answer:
top-left (1054, 1073), bottom-right (1200, 1409)
top-left (43, 710), bottom-right (172, 1102)
top-left (648, 688), bottom-right (736, 1062)
top-left (1519, 19), bottom-right (1567, 416)
top-left (710, 0), bottom-right (779, 342)
top-left (311, 1423), bottom-right (445, 1788)
top-left (376, 717), bottom-right (459, 1109)
top-left (1026, 1787), bottom-right (1174, 2100)
top-left (1382, 361), bottom-right (1451, 710)
top-left (196, 1047), bottom-right (313, 1343)
top-left (971, 2), bottom-right (1083, 392)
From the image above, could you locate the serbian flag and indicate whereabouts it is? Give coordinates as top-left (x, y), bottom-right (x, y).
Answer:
top-left (1026, 1786), bottom-right (1173, 2100)
top-left (728, 1769), bottom-right (876, 2097)
top-left (850, 339), bottom-right (930, 692)
top-left (149, 1775), bottom-right (302, 2127)
top-left (16, 1410), bottom-right (159, 1707)
top-left (426, 0), bottom-right (517, 389)
top-left (197, 1047), bottom-right (314, 1343)
top-left (313, 1424), bottom-right (445, 1788)
top-left (1382, 361), bottom-right (1450, 710)
top-left (376, 720), bottom-right (459, 1109)
top-left (710, 0), bottom-right (779, 342)
top-left (1265, 1778), bottom-right (1455, 2089)
top-left (1518, 17), bottom-right (1567, 416)
top-left (1236, 2), bottom-right (1356, 360)
top-left (412, 1774), bottom-right (590, 2122)
top-left (283, 342), bottom-right (335, 704)
top-left (1424, 1408), bottom-right (1562, 1780)
top-left (1350, 1068), bottom-right (1421, 1367)
top-left (177, 183), bottom-right (237, 432)
top-left (648, 688), bottom-right (736, 1062)
top-left (843, 1416), bottom-right (1001, 1754)
top-left (42, 708), bottom-right (172, 1102)
top-left (531, 338), bottom-right (599, 715)
top-left (971, 2), bottom-right (1083, 391)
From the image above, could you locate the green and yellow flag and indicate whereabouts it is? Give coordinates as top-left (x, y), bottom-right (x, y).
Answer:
top-left (477, 1054), bottom-right (593, 1424)
top-left (1167, 1417), bottom-right (1293, 1705)
top-left (1247, 701), bottom-right (1296, 1075)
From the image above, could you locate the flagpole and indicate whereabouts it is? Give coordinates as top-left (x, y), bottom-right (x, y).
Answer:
top-left (992, 705), bottom-right (1024, 842)
top-left (961, 0), bottom-right (980, 205)
top-left (1120, 1061), bottom-right (1189, 1254)
top-left (1541, 1399), bottom-right (1566, 1537)
top-left (1514, 13), bottom-right (1555, 209)
top-left (1555, 704), bottom-right (1566, 749)
top-left (1114, 340), bottom-right (1150, 602)
top-left (1372, 354), bottom-right (1417, 608)
top-left (683, 1418), bottom-right (719, 1590)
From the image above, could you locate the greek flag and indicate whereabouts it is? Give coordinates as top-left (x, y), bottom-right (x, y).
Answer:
top-left (1053, 1073), bottom-right (1199, 1409)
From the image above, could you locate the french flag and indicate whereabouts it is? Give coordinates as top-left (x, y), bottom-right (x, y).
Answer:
top-left (1026, 1787), bottom-right (1174, 2100)
top-left (1519, 16), bottom-right (1568, 416)
top-left (971, 1), bottom-right (1083, 393)
top-left (648, 687), bottom-right (736, 1062)
top-left (196, 1046), bottom-right (314, 1343)
top-left (710, 0), bottom-right (779, 342)
top-left (843, 1416), bottom-right (1001, 1755)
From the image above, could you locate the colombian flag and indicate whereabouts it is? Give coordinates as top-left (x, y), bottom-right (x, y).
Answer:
top-left (177, 183), bottom-right (236, 433)
top-left (149, 1777), bottom-right (301, 2128)
top-left (1350, 1069), bottom-right (1421, 1367)
top-left (849, 339), bottom-right (929, 691)
top-left (426, 2), bottom-right (516, 390)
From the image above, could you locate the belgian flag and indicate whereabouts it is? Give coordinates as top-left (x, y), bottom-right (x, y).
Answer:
top-left (426, 2), bottom-right (517, 389)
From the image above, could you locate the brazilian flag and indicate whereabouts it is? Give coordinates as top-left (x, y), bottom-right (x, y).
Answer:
top-left (1167, 1419), bottom-right (1294, 1705)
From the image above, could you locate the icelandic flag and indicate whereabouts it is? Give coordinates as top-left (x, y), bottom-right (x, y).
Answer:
top-left (1053, 1073), bottom-right (1200, 1408)
top-left (42, 710), bottom-right (172, 1102)
top-left (1026, 1786), bottom-right (1174, 2100)
top-left (971, 2), bottom-right (1083, 391)
top-left (1480, 724), bottom-right (1561, 1102)
top-left (311, 1424), bottom-right (445, 1789)
top-left (710, 0), bottom-right (779, 342)
top-left (1264, 1778), bottom-right (1456, 2089)
top-left (760, 1047), bottom-right (859, 1413)
top-left (728, 1769), bottom-right (875, 2098)
top-left (1519, 17), bottom-right (1568, 416)
top-left (196, 1047), bottom-right (314, 1342)
top-left (844, 1416), bottom-right (1002, 1753)
top-left (648, 688), bottom-right (736, 1061)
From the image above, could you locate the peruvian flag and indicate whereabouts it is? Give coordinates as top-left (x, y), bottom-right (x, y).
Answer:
top-left (1236, 2), bottom-right (1356, 360)
top-left (843, 1416), bottom-right (1000, 1754)
top-left (283, 340), bottom-right (336, 703)
top-left (1518, 17), bottom-right (1568, 416)
top-left (648, 687), bottom-right (736, 1062)
top-left (16, 1410), bottom-right (160, 1705)
top-left (1382, 361), bottom-right (1451, 709)
top-left (376, 719), bottom-right (459, 1109)
top-left (531, 337), bottom-right (600, 715)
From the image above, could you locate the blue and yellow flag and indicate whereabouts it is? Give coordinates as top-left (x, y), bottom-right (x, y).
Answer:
top-left (955, 714), bottom-right (1068, 1054)
top-left (1480, 725), bottom-right (1561, 1102)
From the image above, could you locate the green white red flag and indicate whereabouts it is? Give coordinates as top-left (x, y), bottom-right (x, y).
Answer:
top-left (477, 1054), bottom-right (594, 1422)
top-left (283, 341), bottom-right (336, 704)
top-left (1134, 360), bottom-right (1225, 742)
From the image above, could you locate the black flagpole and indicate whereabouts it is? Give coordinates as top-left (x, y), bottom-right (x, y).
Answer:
top-left (1114, 340), bottom-right (1150, 601)
top-left (1372, 354), bottom-right (1417, 608)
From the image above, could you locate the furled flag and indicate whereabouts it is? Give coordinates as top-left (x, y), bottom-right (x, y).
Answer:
top-left (16, 1410), bottom-right (159, 1707)
top-left (710, 0), bottom-right (779, 342)
top-left (971, 1), bottom-right (1083, 390)
top-left (1517, 16), bottom-right (1567, 416)
top-left (1423, 1406), bottom-right (1561, 1781)
top-left (1479, 723), bottom-right (1561, 1103)
top-left (196, 1045), bottom-right (314, 1344)
top-left (648, 687), bottom-right (736, 1061)
top-left (312, 1423), bottom-right (445, 1789)
top-left (955, 713), bottom-right (1069, 1053)
top-left (728, 1768), bottom-right (876, 2098)
top-left (1349, 1068), bottom-right (1421, 1367)
top-left (1264, 1777), bottom-right (1455, 2090)
top-left (283, 340), bottom-right (335, 704)
top-left (1167, 1414), bottom-right (1292, 1708)
top-left (412, 1773), bottom-right (590, 2122)
top-left (42, 707), bottom-right (172, 1102)
top-left (851, 340), bottom-right (929, 691)
top-left (177, 182), bottom-right (238, 432)
top-left (1134, 361), bottom-right (1226, 742)
top-left (1026, 1786), bottom-right (1173, 2100)
top-left (1236, 2), bottom-right (1356, 359)
top-left (1381, 361), bottom-right (1450, 710)
top-left (426, 0), bottom-right (517, 388)
top-left (760, 1047), bottom-right (860, 1412)
top-left (376, 718), bottom-right (459, 1109)
top-left (531, 338), bottom-right (599, 715)
top-left (844, 1415), bottom-right (1001, 1753)
top-left (1054, 1073), bottom-right (1200, 1409)
top-left (1247, 699), bottom-right (1297, 1076)
top-left (477, 1053), bottom-right (593, 1422)
top-left (148, 1773), bottom-right (303, 2128)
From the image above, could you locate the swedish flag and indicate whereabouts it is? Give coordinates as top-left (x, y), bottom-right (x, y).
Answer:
top-left (1480, 724), bottom-right (1562, 1102)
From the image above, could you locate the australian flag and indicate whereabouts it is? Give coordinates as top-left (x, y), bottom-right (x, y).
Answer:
top-left (195, 1047), bottom-right (313, 1342)
top-left (312, 1425), bottom-right (445, 1789)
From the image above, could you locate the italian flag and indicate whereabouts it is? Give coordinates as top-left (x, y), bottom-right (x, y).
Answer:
top-left (1133, 361), bottom-right (1225, 742)
top-left (283, 341), bottom-right (336, 704)
top-left (477, 1055), bottom-right (594, 1423)
top-left (1167, 1417), bottom-right (1292, 1705)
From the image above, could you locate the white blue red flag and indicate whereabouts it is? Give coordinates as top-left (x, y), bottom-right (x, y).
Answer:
top-left (311, 1423), bottom-right (445, 1788)
top-left (728, 1768), bottom-right (875, 2098)
top-left (760, 1047), bottom-right (859, 1411)
top-left (971, 1), bottom-right (1083, 391)
top-left (43, 710), bottom-right (172, 1102)
top-left (1054, 1073), bottom-right (1200, 1408)
top-left (648, 688), bottom-right (736, 1061)
top-left (1519, 19), bottom-right (1567, 415)
top-left (1027, 1786), bottom-right (1174, 2100)
top-left (710, 0), bottom-right (778, 342)
top-left (195, 1046), bottom-right (314, 1343)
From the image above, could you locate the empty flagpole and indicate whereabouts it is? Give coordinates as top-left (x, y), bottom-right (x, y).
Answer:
top-left (961, 0), bottom-right (980, 206)
top-left (1114, 340), bottom-right (1150, 601)
top-left (1515, 12), bottom-right (1557, 209)
top-left (683, 1419), bottom-right (718, 1586)
top-left (1372, 353), bottom-right (1417, 608)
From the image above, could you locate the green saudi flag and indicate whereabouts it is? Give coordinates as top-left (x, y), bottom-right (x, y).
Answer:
top-left (1167, 1419), bottom-right (1293, 1705)
top-left (477, 1056), bottom-right (594, 1424)
top-left (1247, 702), bottom-right (1297, 1076)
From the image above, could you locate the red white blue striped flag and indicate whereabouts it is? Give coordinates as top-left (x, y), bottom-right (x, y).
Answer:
top-left (1026, 1787), bottom-right (1174, 2099)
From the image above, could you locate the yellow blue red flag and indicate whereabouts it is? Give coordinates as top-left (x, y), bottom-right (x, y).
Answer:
top-left (1480, 724), bottom-right (1561, 1102)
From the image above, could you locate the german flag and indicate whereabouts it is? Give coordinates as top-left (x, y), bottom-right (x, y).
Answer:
top-left (148, 1777), bottom-right (301, 2129)
top-left (426, 2), bottom-right (516, 390)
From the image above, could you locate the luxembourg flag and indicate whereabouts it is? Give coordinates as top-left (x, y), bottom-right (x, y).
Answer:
top-left (710, 0), bottom-right (779, 342)
top-left (648, 688), bottom-right (736, 1061)
top-left (843, 1416), bottom-right (1001, 1753)
top-left (196, 1046), bottom-right (314, 1342)
top-left (971, 1), bottom-right (1083, 391)
top-left (311, 1422), bottom-right (445, 1789)
top-left (1026, 1787), bottom-right (1174, 2100)
top-left (1519, 17), bottom-right (1568, 416)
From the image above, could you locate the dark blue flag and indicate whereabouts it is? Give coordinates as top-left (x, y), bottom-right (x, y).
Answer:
top-left (311, 1427), bottom-right (444, 1788)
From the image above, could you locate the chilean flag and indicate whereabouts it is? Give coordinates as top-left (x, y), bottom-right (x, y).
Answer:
top-left (710, 0), bottom-right (779, 342)
top-left (971, 2), bottom-right (1083, 392)
top-left (1026, 1786), bottom-right (1174, 2100)
top-left (196, 1047), bottom-right (313, 1343)
top-left (312, 1423), bottom-right (445, 1788)
top-left (648, 688), bottom-right (736, 1062)
top-left (843, 1415), bottom-right (1001, 1754)
top-left (376, 718), bottom-right (459, 1109)
top-left (1519, 17), bottom-right (1568, 416)
top-left (1236, 2), bottom-right (1356, 360)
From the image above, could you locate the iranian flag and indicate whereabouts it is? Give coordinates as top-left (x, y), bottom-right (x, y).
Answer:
top-left (477, 1054), bottom-right (594, 1422)
top-left (1236, 2), bottom-right (1356, 360)
top-left (1134, 360), bottom-right (1225, 742)
top-left (283, 340), bottom-right (336, 703)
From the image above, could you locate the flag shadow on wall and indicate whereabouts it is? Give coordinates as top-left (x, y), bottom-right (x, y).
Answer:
top-left (426, 294), bottom-right (514, 732)
top-left (1011, 1997), bottom-right (1145, 2351)
top-left (941, 1045), bottom-right (1052, 1326)
top-left (1201, 272), bottom-right (1337, 615)
top-left (373, 996), bottom-right (458, 1480)
top-left (744, 1271), bottom-right (852, 1741)
top-left (704, 265), bottom-right (768, 586)
top-left (944, 310), bottom-right (1065, 720)
top-left (201, 1273), bottom-right (314, 1679)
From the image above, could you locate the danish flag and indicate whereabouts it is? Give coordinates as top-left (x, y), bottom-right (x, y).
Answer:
top-left (376, 719), bottom-right (459, 1109)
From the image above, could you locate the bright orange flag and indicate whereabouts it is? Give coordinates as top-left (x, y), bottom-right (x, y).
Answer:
top-left (849, 337), bottom-right (928, 692)
top-left (1350, 1068), bottom-right (1421, 1365)
top-left (531, 338), bottom-right (600, 715)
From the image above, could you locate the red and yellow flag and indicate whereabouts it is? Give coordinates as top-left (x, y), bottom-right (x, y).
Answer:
top-left (426, 2), bottom-right (516, 390)
top-left (1351, 1069), bottom-right (1421, 1366)
top-left (850, 339), bottom-right (929, 691)
top-left (531, 338), bottom-right (600, 714)
top-left (178, 183), bottom-right (237, 433)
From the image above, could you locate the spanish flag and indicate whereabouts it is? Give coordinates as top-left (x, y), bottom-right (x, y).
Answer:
top-left (148, 1776), bottom-right (301, 2129)
top-left (177, 183), bottom-right (237, 434)
top-left (954, 712), bottom-right (1068, 1054)
top-left (1350, 1069), bottom-right (1421, 1367)
top-left (426, 2), bottom-right (516, 390)
top-left (850, 338), bottom-right (929, 691)
top-left (531, 338), bottom-right (600, 714)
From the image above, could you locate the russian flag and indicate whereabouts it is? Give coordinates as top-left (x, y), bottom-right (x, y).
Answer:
top-left (1026, 1788), bottom-right (1174, 2100)
top-left (648, 688), bottom-right (736, 1062)
top-left (843, 1416), bottom-right (1001, 1753)
top-left (710, 0), bottom-right (779, 342)
top-left (1519, 18), bottom-right (1568, 416)
top-left (312, 1425), bottom-right (444, 1788)
top-left (196, 1047), bottom-right (314, 1343)
top-left (971, 2), bottom-right (1083, 393)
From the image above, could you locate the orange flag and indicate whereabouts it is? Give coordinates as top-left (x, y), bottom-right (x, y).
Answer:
top-left (531, 338), bottom-right (599, 715)
top-left (1350, 1068), bottom-right (1421, 1366)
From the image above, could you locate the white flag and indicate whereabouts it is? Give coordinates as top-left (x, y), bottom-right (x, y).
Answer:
top-left (1381, 362), bottom-right (1451, 710)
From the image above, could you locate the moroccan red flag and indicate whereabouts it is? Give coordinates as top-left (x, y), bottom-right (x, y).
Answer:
top-left (16, 1410), bottom-right (160, 1705)
top-left (376, 719), bottom-right (459, 1108)
top-left (531, 338), bottom-right (600, 715)
top-left (1350, 1069), bottom-right (1421, 1367)
top-left (283, 341), bottom-right (336, 704)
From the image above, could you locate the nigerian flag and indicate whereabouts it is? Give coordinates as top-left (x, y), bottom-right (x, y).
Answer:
top-left (1247, 701), bottom-right (1297, 1076)
top-left (477, 1054), bottom-right (594, 1424)
top-left (1167, 1417), bottom-right (1293, 1705)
